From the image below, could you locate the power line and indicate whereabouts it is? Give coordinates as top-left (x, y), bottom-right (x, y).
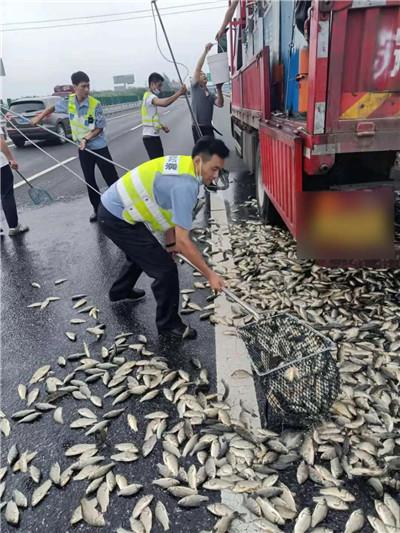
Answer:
top-left (1, 1), bottom-right (226, 27)
top-left (1, 5), bottom-right (226, 32)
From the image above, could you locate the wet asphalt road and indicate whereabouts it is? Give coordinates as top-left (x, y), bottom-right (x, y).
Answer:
top-left (1, 100), bottom-right (397, 532)
top-left (0, 99), bottom-right (252, 532)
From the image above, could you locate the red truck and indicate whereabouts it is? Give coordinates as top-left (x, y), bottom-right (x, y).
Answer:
top-left (229, 0), bottom-right (400, 241)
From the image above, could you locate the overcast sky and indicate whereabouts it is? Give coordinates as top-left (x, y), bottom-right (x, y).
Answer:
top-left (1, 0), bottom-right (227, 99)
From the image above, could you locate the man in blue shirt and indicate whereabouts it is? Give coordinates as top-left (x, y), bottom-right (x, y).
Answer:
top-left (98, 137), bottom-right (230, 340)
top-left (32, 71), bottom-right (118, 222)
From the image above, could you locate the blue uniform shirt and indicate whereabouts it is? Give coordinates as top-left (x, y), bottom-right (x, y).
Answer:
top-left (55, 96), bottom-right (107, 150)
top-left (101, 173), bottom-right (200, 231)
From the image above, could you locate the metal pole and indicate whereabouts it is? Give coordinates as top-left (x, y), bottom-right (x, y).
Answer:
top-left (151, 0), bottom-right (202, 138)
top-left (4, 108), bottom-right (130, 173)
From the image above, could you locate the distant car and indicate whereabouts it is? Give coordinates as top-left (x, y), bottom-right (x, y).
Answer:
top-left (5, 96), bottom-right (71, 148)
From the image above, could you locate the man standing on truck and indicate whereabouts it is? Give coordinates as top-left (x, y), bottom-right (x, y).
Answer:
top-left (142, 73), bottom-right (187, 160)
top-left (31, 71), bottom-right (118, 222)
top-left (215, 0), bottom-right (240, 49)
top-left (191, 44), bottom-right (224, 144)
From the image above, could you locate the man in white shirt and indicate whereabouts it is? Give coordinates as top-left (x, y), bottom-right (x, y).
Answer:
top-left (0, 127), bottom-right (29, 236)
top-left (141, 72), bottom-right (187, 160)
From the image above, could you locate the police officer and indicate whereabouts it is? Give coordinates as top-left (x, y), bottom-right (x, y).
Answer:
top-left (98, 136), bottom-right (229, 339)
top-left (142, 73), bottom-right (187, 160)
top-left (31, 71), bottom-right (118, 222)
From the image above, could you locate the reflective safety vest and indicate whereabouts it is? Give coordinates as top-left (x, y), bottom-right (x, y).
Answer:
top-left (68, 94), bottom-right (100, 141)
top-left (117, 155), bottom-right (197, 232)
top-left (141, 91), bottom-right (162, 133)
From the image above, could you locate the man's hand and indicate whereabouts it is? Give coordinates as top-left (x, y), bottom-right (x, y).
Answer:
top-left (205, 42), bottom-right (214, 53)
top-left (30, 116), bottom-right (41, 126)
top-left (208, 271), bottom-right (225, 293)
top-left (79, 138), bottom-right (88, 151)
top-left (178, 84), bottom-right (187, 96)
top-left (215, 28), bottom-right (225, 42)
top-left (9, 160), bottom-right (18, 170)
top-left (162, 125), bottom-right (170, 134)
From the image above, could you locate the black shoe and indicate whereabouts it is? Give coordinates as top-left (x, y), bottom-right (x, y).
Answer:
top-left (159, 324), bottom-right (197, 340)
top-left (109, 289), bottom-right (145, 303)
top-left (90, 212), bottom-right (98, 223)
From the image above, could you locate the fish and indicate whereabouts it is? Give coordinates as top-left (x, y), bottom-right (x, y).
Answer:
top-left (31, 479), bottom-right (52, 506)
top-left (0, 418), bottom-right (10, 437)
top-left (17, 384), bottom-right (27, 400)
top-left (178, 495), bottom-right (209, 507)
top-left (207, 503), bottom-right (235, 517)
top-left (5, 500), bottom-right (19, 525)
top-left (29, 365), bottom-right (51, 384)
top-left (131, 495), bottom-right (154, 519)
top-left (344, 509), bottom-right (365, 533)
top-left (311, 499), bottom-right (328, 528)
top-left (13, 489), bottom-right (28, 508)
top-left (49, 462), bottom-right (61, 485)
top-left (73, 298), bottom-right (87, 309)
top-left (142, 435), bottom-right (157, 457)
top-left (127, 413), bottom-right (138, 432)
top-left (294, 507), bottom-right (312, 533)
top-left (81, 498), bottom-right (105, 527)
top-left (70, 318), bottom-right (86, 324)
top-left (118, 484), bottom-right (143, 496)
top-left (155, 500), bottom-right (170, 531)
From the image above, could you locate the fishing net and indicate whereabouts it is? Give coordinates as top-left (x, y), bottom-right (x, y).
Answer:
top-left (237, 313), bottom-right (340, 426)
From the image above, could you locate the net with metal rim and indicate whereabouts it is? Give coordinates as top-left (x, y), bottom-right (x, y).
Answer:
top-left (28, 188), bottom-right (53, 206)
top-left (237, 312), bottom-right (340, 425)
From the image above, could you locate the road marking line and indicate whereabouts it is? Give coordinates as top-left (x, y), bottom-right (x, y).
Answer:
top-left (14, 156), bottom-right (77, 189)
top-left (129, 123), bottom-right (143, 131)
top-left (210, 191), bottom-right (261, 533)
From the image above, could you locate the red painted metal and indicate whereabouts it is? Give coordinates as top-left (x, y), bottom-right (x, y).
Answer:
top-left (259, 123), bottom-right (303, 236)
top-left (232, 47), bottom-right (270, 120)
top-left (326, 1), bottom-right (400, 133)
top-left (306, 2), bottom-right (330, 136)
top-left (228, 0), bottom-right (400, 238)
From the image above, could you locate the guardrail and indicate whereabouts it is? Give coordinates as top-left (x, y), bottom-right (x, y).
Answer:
top-left (102, 100), bottom-right (141, 116)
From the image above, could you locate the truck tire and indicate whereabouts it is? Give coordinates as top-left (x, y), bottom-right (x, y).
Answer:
top-left (255, 146), bottom-right (283, 226)
top-left (13, 138), bottom-right (25, 148)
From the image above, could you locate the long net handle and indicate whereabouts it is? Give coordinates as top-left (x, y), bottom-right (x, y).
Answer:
top-left (14, 169), bottom-right (34, 189)
top-left (177, 253), bottom-right (260, 319)
top-left (1, 110), bottom-right (102, 196)
top-left (4, 108), bottom-right (130, 172)
top-left (151, 0), bottom-right (202, 139)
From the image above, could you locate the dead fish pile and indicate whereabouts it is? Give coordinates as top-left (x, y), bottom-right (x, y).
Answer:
top-left (1, 221), bottom-right (400, 531)
top-left (1, 311), bottom-right (399, 532)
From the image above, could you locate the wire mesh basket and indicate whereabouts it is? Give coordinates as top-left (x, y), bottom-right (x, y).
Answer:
top-left (237, 313), bottom-right (340, 426)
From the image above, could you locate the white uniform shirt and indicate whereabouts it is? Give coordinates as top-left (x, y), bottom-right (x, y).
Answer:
top-left (142, 92), bottom-right (161, 137)
top-left (0, 126), bottom-right (9, 168)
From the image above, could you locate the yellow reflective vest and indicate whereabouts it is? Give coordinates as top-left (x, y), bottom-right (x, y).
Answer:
top-left (116, 155), bottom-right (197, 232)
top-left (141, 91), bottom-right (162, 133)
top-left (68, 94), bottom-right (100, 141)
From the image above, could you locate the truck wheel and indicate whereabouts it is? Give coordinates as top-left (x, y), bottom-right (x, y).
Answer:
top-left (56, 123), bottom-right (67, 144)
top-left (255, 146), bottom-right (283, 226)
